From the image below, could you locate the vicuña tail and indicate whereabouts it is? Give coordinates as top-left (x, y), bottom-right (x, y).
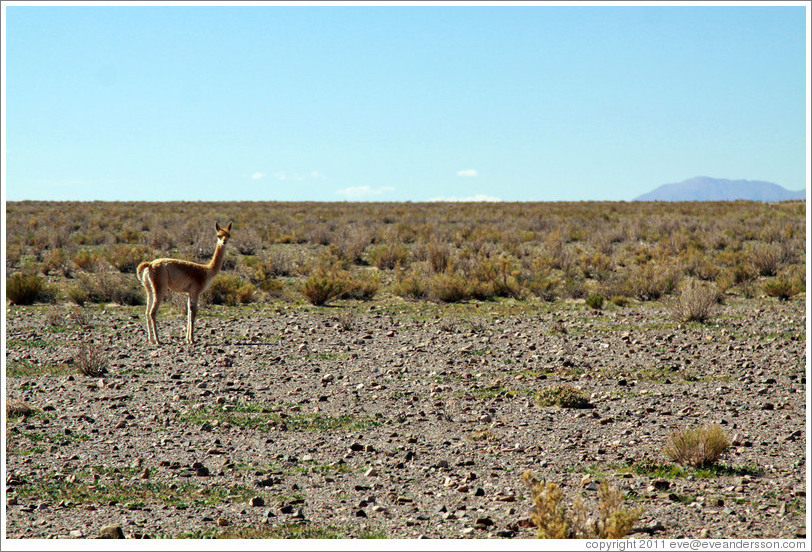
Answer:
top-left (137, 262), bottom-right (150, 284)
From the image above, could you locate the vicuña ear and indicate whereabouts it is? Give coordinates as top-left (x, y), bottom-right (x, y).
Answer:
top-left (226, 221), bottom-right (233, 231)
top-left (216, 222), bottom-right (221, 232)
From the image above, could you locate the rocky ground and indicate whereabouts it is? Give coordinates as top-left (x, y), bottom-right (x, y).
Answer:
top-left (4, 294), bottom-right (807, 541)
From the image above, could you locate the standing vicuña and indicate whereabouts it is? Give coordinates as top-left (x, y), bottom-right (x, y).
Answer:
top-left (137, 221), bottom-right (232, 344)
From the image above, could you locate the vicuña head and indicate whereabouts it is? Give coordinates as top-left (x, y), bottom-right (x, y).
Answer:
top-left (137, 221), bottom-right (233, 345)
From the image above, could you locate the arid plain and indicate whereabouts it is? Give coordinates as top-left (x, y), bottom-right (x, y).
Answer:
top-left (5, 200), bottom-right (806, 539)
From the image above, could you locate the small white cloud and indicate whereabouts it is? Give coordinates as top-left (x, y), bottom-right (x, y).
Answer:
top-left (457, 169), bottom-right (478, 178)
top-left (250, 172), bottom-right (265, 180)
top-left (336, 186), bottom-right (395, 199)
top-left (310, 171), bottom-right (326, 180)
top-left (428, 194), bottom-right (502, 202)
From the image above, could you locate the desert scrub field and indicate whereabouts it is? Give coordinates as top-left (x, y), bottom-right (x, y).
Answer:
top-left (5, 200), bottom-right (806, 308)
top-left (4, 200), bottom-right (807, 540)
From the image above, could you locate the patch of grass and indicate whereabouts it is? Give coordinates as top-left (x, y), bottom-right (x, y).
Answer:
top-left (6, 399), bottom-right (39, 419)
top-left (468, 429), bottom-right (500, 442)
top-left (183, 402), bottom-right (383, 433)
top-left (174, 523), bottom-right (346, 539)
top-left (14, 469), bottom-right (255, 508)
top-left (536, 384), bottom-right (592, 409)
top-left (6, 360), bottom-right (76, 378)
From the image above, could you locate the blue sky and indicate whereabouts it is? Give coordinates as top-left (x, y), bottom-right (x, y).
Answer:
top-left (3, 2), bottom-right (808, 202)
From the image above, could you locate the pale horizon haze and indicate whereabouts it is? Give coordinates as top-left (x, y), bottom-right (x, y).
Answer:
top-left (2, 2), bottom-right (809, 202)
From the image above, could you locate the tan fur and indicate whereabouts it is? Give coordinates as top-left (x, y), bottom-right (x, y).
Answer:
top-left (138, 221), bottom-right (232, 344)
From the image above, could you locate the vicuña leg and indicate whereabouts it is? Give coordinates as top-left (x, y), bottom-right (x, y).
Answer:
top-left (146, 274), bottom-right (166, 345)
top-left (186, 292), bottom-right (199, 344)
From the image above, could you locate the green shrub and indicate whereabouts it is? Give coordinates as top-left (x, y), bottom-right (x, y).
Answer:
top-left (301, 266), bottom-right (349, 306)
top-left (522, 472), bottom-right (641, 539)
top-left (527, 276), bottom-right (559, 302)
top-left (6, 273), bottom-right (56, 305)
top-left (368, 243), bottom-right (410, 270)
top-left (609, 295), bottom-right (629, 307)
top-left (428, 271), bottom-right (472, 303)
top-left (763, 276), bottom-right (800, 301)
top-left (205, 274), bottom-right (255, 305)
top-left (339, 271), bottom-right (380, 301)
top-left (663, 424), bottom-right (730, 468)
top-left (392, 269), bottom-right (428, 301)
top-left (585, 294), bottom-right (604, 310)
top-left (536, 385), bottom-right (592, 409)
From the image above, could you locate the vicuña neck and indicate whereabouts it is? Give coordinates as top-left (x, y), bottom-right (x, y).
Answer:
top-left (207, 242), bottom-right (227, 273)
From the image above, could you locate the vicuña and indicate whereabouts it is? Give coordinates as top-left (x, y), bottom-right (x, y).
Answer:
top-left (137, 221), bottom-right (232, 344)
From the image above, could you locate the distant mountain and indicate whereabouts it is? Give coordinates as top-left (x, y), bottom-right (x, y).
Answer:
top-left (635, 177), bottom-right (806, 202)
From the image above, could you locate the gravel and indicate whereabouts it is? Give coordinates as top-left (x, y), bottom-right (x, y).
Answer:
top-left (4, 295), bottom-right (806, 540)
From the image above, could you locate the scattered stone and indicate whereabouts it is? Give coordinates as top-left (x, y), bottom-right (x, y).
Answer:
top-left (250, 496), bottom-right (265, 507)
top-left (98, 525), bottom-right (124, 539)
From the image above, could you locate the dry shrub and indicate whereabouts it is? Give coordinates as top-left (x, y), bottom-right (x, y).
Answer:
top-left (522, 472), bottom-right (641, 539)
top-left (6, 273), bottom-right (56, 305)
top-left (41, 247), bottom-right (73, 277)
top-left (468, 255), bottom-right (522, 300)
top-left (670, 280), bottom-right (720, 323)
top-left (747, 243), bottom-right (782, 277)
top-left (70, 272), bottom-right (144, 305)
top-left (235, 227), bottom-right (263, 255)
top-left (72, 249), bottom-right (102, 272)
top-left (392, 268), bottom-right (429, 301)
top-left (105, 244), bottom-right (154, 273)
top-left (624, 262), bottom-right (680, 301)
top-left (427, 242), bottom-right (451, 273)
top-left (75, 341), bottom-right (108, 377)
top-left (663, 424), bottom-right (730, 468)
top-left (536, 385), bottom-right (592, 409)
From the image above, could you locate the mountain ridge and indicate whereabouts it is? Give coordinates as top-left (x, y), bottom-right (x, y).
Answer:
top-left (635, 176), bottom-right (805, 202)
